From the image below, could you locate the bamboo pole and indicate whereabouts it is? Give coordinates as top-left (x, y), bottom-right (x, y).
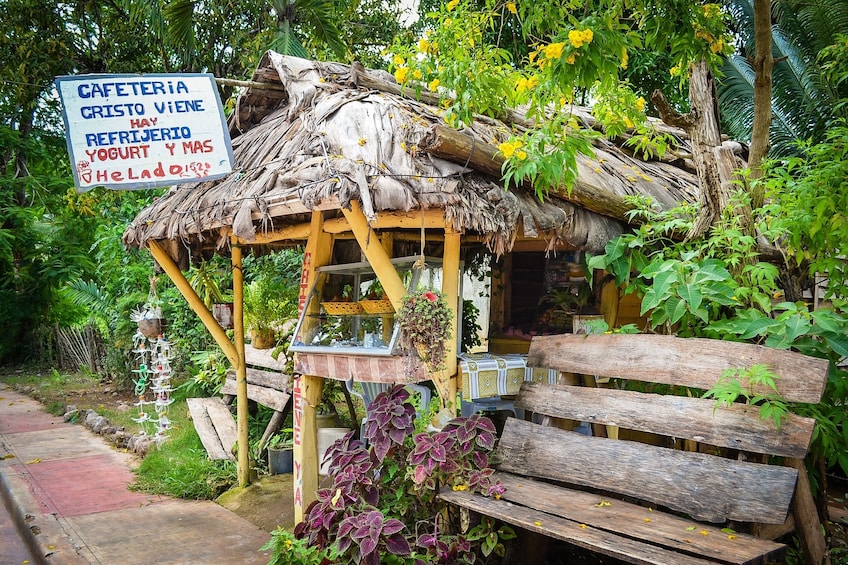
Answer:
top-left (440, 228), bottom-right (461, 411)
top-left (148, 240), bottom-right (238, 367)
top-left (231, 241), bottom-right (250, 487)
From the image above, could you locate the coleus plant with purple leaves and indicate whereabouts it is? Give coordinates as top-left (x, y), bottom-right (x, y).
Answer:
top-left (293, 385), bottom-right (513, 564)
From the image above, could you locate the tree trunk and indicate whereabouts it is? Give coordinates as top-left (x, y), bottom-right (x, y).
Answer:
top-left (652, 61), bottom-right (747, 239)
top-left (749, 0), bottom-right (774, 207)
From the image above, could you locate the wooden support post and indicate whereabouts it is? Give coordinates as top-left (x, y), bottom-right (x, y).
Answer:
top-left (294, 211), bottom-right (334, 522)
top-left (787, 458), bottom-right (828, 565)
top-left (147, 240), bottom-right (238, 367)
top-left (440, 228), bottom-right (461, 411)
top-left (341, 201), bottom-right (407, 311)
top-left (231, 242), bottom-right (250, 487)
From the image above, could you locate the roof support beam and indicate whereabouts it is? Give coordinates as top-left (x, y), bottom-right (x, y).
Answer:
top-left (341, 201), bottom-right (408, 311)
top-left (232, 222), bottom-right (312, 245)
top-left (323, 209), bottom-right (447, 234)
top-left (148, 239), bottom-right (239, 367)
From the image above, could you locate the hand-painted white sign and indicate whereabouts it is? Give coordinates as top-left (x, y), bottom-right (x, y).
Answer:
top-left (55, 73), bottom-right (234, 192)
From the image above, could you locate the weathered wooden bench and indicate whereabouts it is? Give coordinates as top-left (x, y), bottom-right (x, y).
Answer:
top-left (441, 333), bottom-right (829, 565)
top-left (188, 344), bottom-right (292, 460)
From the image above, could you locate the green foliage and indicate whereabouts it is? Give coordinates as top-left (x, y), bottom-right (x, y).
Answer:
top-left (391, 0), bottom-right (731, 195)
top-left (461, 299), bottom-right (482, 352)
top-left (586, 191), bottom-right (848, 477)
top-left (262, 528), bottom-right (333, 565)
top-left (703, 365), bottom-right (789, 429)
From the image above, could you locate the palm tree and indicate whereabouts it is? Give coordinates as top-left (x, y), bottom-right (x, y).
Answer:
top-left (267, 0), bottom-right (346, 59)
top-left (718, 0), bottom-right (848, 157)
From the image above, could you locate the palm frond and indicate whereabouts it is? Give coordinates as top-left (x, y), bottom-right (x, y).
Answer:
top-left (164, 0), bottom-right (197, 56)
top-left (63, 279), bottom-right (112, 317)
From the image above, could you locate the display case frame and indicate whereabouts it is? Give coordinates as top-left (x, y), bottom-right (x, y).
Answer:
top-left (289, 256), bottom-right (443, 356)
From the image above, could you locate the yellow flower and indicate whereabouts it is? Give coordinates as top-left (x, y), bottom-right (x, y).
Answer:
top-left (516, 77), bottom-right (528, 92)
top-left (624, 117), bottom-right (634, 128)
top-left (393, 54), bottom-right (405, 66)
top-left (447, 0), bottom-right (459, 11)
top-left (285, 539), bottom-right (293, 549)
top-left (394, 66), bottom-right (409, 84)
top-left (506, 1), bottom-right (517, 14)
top-left (499, 139), bottom-right (523, 159)
top-left (428, 78), bottom-right (440, 91)
top-left (543, 42), bottom-right (565, 59)
top-left (703, 3), bottom-right (721, 18)
top-left (515, 149), bottom-right (527, 160)
top-left (711, 39), bottom-right (725, 54)
top-left (621, 48), bottom-right (628, 69)
top-left (568, 28), bottom-right (593, 48)
top-left (528, 50), bottom-right (538, 64)
top-left (636, 96), bottom-right (646, 112)
top-left (412, 69), bottom-right (422, 79)
top-left (418, 38), bottom-right (431, 53)
top-left (565, 53), bottom-right (576, 64)
top-left (670, 64), bottom-right (681, 76)
top-left (452, 483), bottom-right (468, 491)
top-left (527, 75), bottom-right (539, 89)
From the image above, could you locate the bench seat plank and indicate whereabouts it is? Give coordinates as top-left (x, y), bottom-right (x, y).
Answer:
top-left (527, 334), bottom-right (828, 403)
top-left (440, 487), bottom-right (724, 565)
top-left (517, 381), bottom-right (815, 458)
top-left (186, 397), bottom-right (234, 461)
top-left (497, 418), bottom-right (797, 524)
top-left (490, 473), bottom-right (784, 564)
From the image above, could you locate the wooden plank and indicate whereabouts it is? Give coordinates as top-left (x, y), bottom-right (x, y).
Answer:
top-left (527, 334), bottom-right (828, 403)
top-left (439, 489), bottom-right (721, 565)
top-left (244, 343), bottom-right (287, 372)
top-left (203, 397), bottom-right (239, 459)
top-left (221, 380), bottom-right (291, 412)
top-left (516, 381), bottom-right (816, 458)
top-left (495, 473), bottom-right (784, 564)
top-left (224, 367), bottom-right (290, 391)
top-left (496, 418), bottom-right (797, 524)
top-left (186, 398), bottom-right (231, 460)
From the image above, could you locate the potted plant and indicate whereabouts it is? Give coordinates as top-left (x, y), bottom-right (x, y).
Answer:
top-left (397, 289), bottom-right (453, 374)
top-left (244, 276), bottom-right (298, 349)
top-left (266, 428), bottom-right (294, 475)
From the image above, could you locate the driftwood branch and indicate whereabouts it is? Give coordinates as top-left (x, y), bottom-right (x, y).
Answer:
top-left (215, 77), bottom-right (289, 92)
top-left (651, 89), bottom-right (697, 130)
top-left (419, 124), bottom-right (638, 224)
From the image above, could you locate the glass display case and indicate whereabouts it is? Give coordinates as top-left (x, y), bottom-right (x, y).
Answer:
top-left (289, 256), bottom-right (442, 356)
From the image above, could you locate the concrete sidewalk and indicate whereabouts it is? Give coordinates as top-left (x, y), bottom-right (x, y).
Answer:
top-left (0, 383), bottom-right (271, 564)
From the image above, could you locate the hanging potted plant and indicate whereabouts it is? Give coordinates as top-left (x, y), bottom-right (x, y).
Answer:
top-left (397, 289), bottom-right (453, 375)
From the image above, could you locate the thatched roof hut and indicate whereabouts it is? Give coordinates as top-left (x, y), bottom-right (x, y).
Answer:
top-left (122, 51), bottom-right (699, 262)
top-left (120, 52), bottom-right (708, 510)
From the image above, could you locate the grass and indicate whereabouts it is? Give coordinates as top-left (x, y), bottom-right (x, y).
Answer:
top-left (131, 421), bottom-right (237, 499)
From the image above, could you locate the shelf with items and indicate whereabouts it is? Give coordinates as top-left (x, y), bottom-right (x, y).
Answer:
top-left (289, 256), bottom-right (442, 357)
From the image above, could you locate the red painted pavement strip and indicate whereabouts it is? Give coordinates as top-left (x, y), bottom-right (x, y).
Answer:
top-left (0, 411), bottom-right (67, 434)
top-left (11, 455), bottom-right (164, 518)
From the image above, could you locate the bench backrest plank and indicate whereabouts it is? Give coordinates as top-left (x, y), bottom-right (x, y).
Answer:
top-left (527, 334), bottom-right (828, 403)
top-left (496, 418), bottom-right (797, 524)
top-left (222, 376), bottom-right (291, 412)
top-left (517, 381), bottom-right (815, 458)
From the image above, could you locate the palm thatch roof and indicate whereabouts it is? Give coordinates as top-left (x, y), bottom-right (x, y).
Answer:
top-left (123, 51), bottom-right (700, 261)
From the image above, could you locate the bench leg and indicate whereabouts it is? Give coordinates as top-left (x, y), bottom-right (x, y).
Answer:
top-left (788, 458), bottom-right (828, 565)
